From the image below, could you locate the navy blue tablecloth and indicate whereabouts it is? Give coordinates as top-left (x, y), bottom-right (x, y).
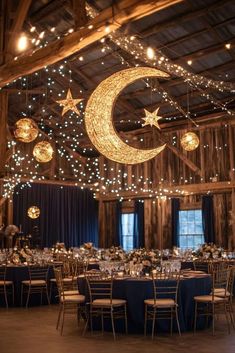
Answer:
top-left (0, 265), bottom-right (55, 307)
top-left (78, 275), bottom-right (211, 334)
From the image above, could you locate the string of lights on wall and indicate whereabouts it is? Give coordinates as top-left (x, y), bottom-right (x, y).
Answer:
top-left (2, 5), bottom-right (234, 202)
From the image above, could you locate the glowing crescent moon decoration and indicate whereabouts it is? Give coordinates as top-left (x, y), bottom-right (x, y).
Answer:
top-left (85, 67), bottom-right (169, 164)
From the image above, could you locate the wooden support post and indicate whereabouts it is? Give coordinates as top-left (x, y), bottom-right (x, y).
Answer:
top-left (0, 91), bottom-right (8, 174)
top-left (6, 0), bottom-right (32, 59)
top-left (228, 124), bottom-right (235, 181)
top-left (71, 0), bottom-right (88, 29)
top-left (231, 189), bottom-right (235, 250)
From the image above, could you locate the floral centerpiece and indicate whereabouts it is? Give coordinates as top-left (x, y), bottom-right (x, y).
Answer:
top-left (79, 242), bottom-right (98, 260)
top-left (9, 247), bottom-right (33, 264)
top-left (99, 246), bottom-right (126, 261)
top-left (193, 243), bottom-right (223, 259)
top-left (127, 248), bottom-right (161, 273)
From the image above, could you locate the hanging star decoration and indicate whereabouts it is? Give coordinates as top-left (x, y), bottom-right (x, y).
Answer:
top-left (56, 88), bottom-right (83, 117)
top-left (142, 107), bottom-right (162, 129)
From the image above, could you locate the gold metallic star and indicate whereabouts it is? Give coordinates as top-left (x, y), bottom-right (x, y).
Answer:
top-left (142, 107), bottom-right (162, 130)
top-left (56, 89), bottom-right (83, 117)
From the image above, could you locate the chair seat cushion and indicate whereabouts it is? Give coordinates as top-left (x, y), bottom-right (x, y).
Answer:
top-left (50, 277), bottom-right (73, 283)
top-left (22, 280), bottom-right (46, 286)
top-left (92, 298), bottom-right (126, 307)
top-left (64, 290), bottom-right (79, 296)
top-left (62, 278), bottom-right (73, 283)
top-left (212, 288), bottom-right (231, 297)
top-left (144, 298), bottom-right (176, 307)
top-left (194, 295), bottom-right (226, 303)
top-left (61, 294), bottom-right (85, 303)
top-left (0, 280), bottom-right (13, 286)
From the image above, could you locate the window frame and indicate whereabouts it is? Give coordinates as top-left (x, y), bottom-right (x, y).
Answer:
top-left (178, 208), bottom-right (205, 249)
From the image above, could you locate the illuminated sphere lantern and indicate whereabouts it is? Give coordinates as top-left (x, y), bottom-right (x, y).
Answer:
top-left (33, 141), bottom-right (54, 163)
top-left (180, 132), bottom-right (199, 151)
top-left (14, 118), bottom-right (38, 143)
top-left (27, 206), bottom-right (40, 219)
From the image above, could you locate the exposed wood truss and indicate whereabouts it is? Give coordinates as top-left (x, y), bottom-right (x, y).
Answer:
top-left (0, 0), bottom-right (183, 87)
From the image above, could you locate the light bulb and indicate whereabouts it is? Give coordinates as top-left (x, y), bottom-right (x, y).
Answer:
top-left (17, 34), bottom-right (28, 51)
top-left (146, 46), bottom-right (155, 60)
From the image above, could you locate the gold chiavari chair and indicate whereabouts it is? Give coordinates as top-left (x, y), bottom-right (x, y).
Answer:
top-left (144, 271), bottom-right (181, 339)
top-left (194, 267), bottom-right (231, 335)
top-left (193, 260), bottom-right (212, 273)
top-left (84, 272), bottom-right (128, 340)
top-left (0, 265), bottom-right (14, 307)
top-left (213, 266), bottom-right (235, 329)
top-left (50, 258), bottom-right (84, 299)
top-left (54, 267), bottom-right (85, 335)
top-left (21, 266), bottom-right (50, 307)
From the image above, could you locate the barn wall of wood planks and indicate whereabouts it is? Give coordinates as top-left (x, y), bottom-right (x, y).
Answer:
top-left (98, 118), bottom-right (235, 250)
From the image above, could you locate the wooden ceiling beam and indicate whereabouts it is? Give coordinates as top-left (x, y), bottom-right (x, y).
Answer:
top-left (141, 0), bottom-right (232, 38)
top-left (173, 37), bottom-right (235, 64)
top-left (0, 0), bottom-right (183, 88)
top-left (155, 17), bottom-right (235, 51)
top-left (98, 180), bottom-right (235, 201)
top-left (30, 0), bottom-right (66, 23)
top-left (71, 0), bottom-right (88, 30)
top-left (6, 0), bottom-right (32, 58)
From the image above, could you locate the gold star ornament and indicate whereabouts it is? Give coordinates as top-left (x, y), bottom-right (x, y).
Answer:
top-left (142, 107), bottom-right (162, 130)
top-left (56, 89), bottom-right (83, 116)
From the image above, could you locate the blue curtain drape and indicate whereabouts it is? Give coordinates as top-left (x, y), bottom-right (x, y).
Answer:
top-left (171, 198), bottom-right (180, 247)
top-left (13, 183), bottom-right (98, 248)
top-left (134, 201), bottom-right (144, 248)
top-left (202, 195), bottom-right (215, 243)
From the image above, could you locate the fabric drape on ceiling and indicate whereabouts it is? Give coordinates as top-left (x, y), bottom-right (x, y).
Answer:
top-left (202, 195), bottom-right (215, 244)
top-left (98, 200), bottom-right (121, 248)
top-left (171, 198), bottom-right (180, 247)
top-left (134, 201), bottom-right (144, 248)
top-left (13, 183), bottom-right (98, 247)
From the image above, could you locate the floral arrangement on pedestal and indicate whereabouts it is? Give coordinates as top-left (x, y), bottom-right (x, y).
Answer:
top-left (193, 243), bottom-right (223, 259)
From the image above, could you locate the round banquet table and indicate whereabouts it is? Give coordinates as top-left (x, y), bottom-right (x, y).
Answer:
top-left (78, 273), bottom-right (212, 334)
top-left (0, 265), bottom-right (55, 307)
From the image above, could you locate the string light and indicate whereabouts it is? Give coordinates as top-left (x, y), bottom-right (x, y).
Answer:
top-left (146, 47), bottom-right (155, 60)
top-left (2, 12), bottom-right (234, 202)
top-left (17, 34), bottom-right (28, 51)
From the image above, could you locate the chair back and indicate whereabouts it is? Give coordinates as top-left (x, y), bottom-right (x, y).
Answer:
top-left (0, 266), bottom-right (6, 282)
top-left (54, 267), bottom-right (65, 301)
top-left (193, 260), bottom-right (211, 273)
top-left (28, 266), bottom-right (49, 282)
top-left (152, 272), bottom-right (180, 304)
top-left (212, 267), bottom-right (230, 300)
top-left (85, 272), bottom-right (113, 303)
top-left (227, 266), bottom-right (235, 299)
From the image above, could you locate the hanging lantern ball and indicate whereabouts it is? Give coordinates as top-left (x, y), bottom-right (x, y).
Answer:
top-left (27, 206), bottom-right (40, 219)
top-left (33, 141), bottom-right (54, 163)
top-left (180, 132), bottom-right (199, 151)
top-left (14, 118), bottom-right (38, 143)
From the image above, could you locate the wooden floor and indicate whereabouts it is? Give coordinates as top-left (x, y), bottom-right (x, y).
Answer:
top-left (0, 304), bottom-right (234, 353)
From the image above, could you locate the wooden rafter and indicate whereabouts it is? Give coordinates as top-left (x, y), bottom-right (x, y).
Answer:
top-left (6, 0), bottom-right (32, 58)
top-left (141, 0), bottom-right (232, 38)
top-left (71, 0), bottom-right (88, 29)
top-left (0, 0), bottom-right (183, 88)
top-left (97, 181), bottom-right (235, 201)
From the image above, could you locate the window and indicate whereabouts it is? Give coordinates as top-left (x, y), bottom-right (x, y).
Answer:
top-left (121, 213), bottom-right (135, 251)
top-left (178, 209), bottom-right (204, 249)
